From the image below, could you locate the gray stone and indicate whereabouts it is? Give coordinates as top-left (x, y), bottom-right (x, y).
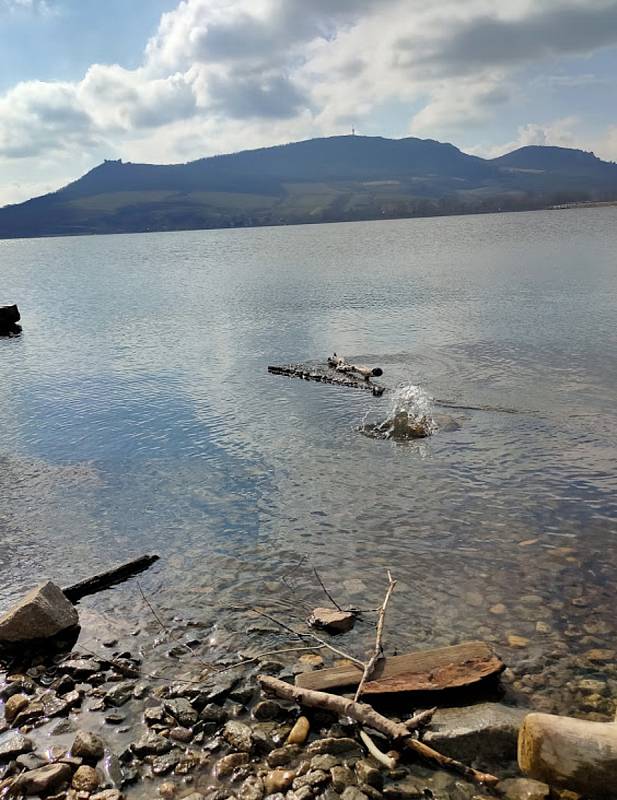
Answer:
top-left (223, 720), bottom-right (253, 752)
top-left (13, 762), bottom-right (72, 795)
top-left (307, 608), bottom-right (355, 635)
top-left (331, 766), bottom-right (356, 792)
top-left (16, 753), bottom-right (46, 770)
top-left (132, 731), bottom-right (172, 757)
top-left (61, 658), bottom-right (102, 678)
top-left (105, 681), bottom-right (135, 707)
top-left (163, 697), bottom-right (198, 727)
top-left (0, 733), bottom-right (33, 760)
top-left (72, 730), bottom-right (106, 761)
top-left (239, 775), bottom-right (265, 800)
top-left (423, 703), bottom-right (527, 763)
top-left (50, 718), bottom-right (77, 736)
top-left (169, 726), bottom-right (193, 743)
top-left (267, 746), bottom-right (298, 767)
top-left (0, 581), bottom-right (78, 642)
top-left (354, 761), bottom-right (383, 790)
top-left (92, 791), bottom-right (123, 800)
top-left (152, 752), bottom-right (181, 776)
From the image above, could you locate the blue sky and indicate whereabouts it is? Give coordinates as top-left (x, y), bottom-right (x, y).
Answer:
top-left (1, 0), bottom-right (616, 206)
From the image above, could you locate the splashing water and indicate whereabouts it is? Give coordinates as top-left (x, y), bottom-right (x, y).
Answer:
top-left (361, 383), bottom-right (437, 440)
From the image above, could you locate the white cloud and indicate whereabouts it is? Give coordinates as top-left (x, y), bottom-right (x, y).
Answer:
top-left (1, 0), bottom-right (617, 202)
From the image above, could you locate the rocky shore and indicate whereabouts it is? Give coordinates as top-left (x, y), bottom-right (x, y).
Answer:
top-left (0, 637), bottom-right (581, 800)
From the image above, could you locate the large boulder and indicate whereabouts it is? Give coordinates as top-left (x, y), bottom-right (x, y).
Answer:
top-left (0, 304), bottom-right (21, 336)
top-left (0, 582), bottom-right (78, 643)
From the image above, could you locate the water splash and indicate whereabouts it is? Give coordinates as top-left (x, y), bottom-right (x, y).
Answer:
top-left (361, 383), bottom-right (437, 440)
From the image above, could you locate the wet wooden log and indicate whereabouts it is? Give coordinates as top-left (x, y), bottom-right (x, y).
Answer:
top-left (295, 641), bottom-right (504, 694)
top-left (518, 712), bottom-right (617, 797)
top-left (327, 354), bottom-right (384, 380)
top-left (268, 364), bottom-right (385, 396)
top-left (259, 674), bottom-right (498, 786)
top-left (63, 554), bottom-right (160, 602)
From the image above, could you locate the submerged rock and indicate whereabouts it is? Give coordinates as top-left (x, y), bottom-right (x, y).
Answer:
top-left (0, 581), bottom-right (78, 643)
top-left (307, 608), bottom-right (355, 634)
top-left (423, 703), bottom-right (527, 763)
top-left (361, 410), bottom-right (433, 441)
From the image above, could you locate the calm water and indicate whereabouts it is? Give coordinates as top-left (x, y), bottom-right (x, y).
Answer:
top-left (1, 208), bottom-right (616, 717)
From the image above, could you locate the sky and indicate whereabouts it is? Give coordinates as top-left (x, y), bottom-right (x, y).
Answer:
top-left (1, 0), bottom-right (617, 206)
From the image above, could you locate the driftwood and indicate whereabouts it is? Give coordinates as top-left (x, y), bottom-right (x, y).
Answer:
top-left (63, 554), bottom-right (159, 602)
top-left (268, 364), bottom-right (385, 396)
top-left (518, 711), bottom-right (617, 797)
top-left (259, 674), bottom-right (498, 786)
top-left (353, 570), bottom-right (396, 701)
top-left (295, 640), bottom-right (504, 694)
top-left (327, 354), bottom-right (384, 380)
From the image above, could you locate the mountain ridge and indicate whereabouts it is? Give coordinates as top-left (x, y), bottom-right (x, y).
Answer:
top-left (2, 135), bottom-right (616, 238)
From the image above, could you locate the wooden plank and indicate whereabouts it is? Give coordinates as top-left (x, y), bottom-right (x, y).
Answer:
top-left (295, 641), bottom-right (504, 694)
top-left (63, 554), bottom-right (160, 602)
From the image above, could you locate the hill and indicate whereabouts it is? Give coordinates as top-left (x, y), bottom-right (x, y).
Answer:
top-left (1, 135), bottom-right (617, 238)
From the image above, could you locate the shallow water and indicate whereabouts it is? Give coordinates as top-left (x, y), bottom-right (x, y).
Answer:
top-left (1, 208), bottom-right (616, 722)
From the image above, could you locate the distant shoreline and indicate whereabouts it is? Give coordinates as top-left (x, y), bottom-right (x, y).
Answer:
top-left (1, 201), bottom-right (616, 243)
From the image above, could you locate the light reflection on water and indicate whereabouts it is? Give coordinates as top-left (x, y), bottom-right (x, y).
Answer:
top-left (0, 207), bottom-right (616, 717)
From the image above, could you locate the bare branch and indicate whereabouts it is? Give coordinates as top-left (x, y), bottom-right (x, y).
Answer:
top-left (353, 570), bottom-right (397, 701)
top-left (313, 567), bottom-right (343, 612)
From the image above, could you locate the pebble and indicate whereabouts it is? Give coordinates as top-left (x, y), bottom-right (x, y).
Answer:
top-left (169, 726), bottom-right (193, 743)
top-left (341, 788), bottom-right (369, 800)
top-left (264, 769), bottom-right (295, 794)
top-left (331, 765), bottom-right (356, 791)
top-left (92, 791), bottom-right (123, 800)
top-left (214, 752), bottom-right (249, 778)
top-left (585, 649), bottom-right (615, 663)
top-left (71, 731), bottom-right (106, 762)
top-left (4, 693), bottom-right (30, 723)
top-left (287, 716), bottom-right (310, 745)
top-left (498, 778), bottom-right (550, 800)
top-left (223, 720), bottom-right (253, 752)
top-left (252, 700), bottom-right (284, 721)
top-left (489, 604), bottom-right (507, 615)
top-left (307, 738), bottom-right (362, 756)
top-left (267, 746), bottom-right (298, 767)
top-left (72, 765), bottom-right (101, 792)
top-left (163, 698), bottom-right (198, 727)
top-left (507, 634), bottom-right (530, 648)
top-left (239, 775), bottom-right (265, 800)
top-left (355, 760), bottom-right (383, 790)
top-left (105, 681), bottom-right (136, 707)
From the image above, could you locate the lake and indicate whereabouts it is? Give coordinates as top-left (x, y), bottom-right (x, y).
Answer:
top-left (1, 207), bottom-right (616, 718)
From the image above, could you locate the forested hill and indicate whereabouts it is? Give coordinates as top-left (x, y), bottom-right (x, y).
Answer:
top-left (2, 135), bottom-right (617, 238)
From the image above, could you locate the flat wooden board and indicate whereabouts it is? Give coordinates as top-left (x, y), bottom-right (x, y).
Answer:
top-left (295, 640), bottom-right (504, 694)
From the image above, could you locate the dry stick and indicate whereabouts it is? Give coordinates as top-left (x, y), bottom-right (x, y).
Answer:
top-left (258, 675), bottom-right (498, 787)
top-left (359, 729), bottom-right (398, 769)
top-left (253, 608), bottom-right (365, 668)
top-left (313, 567), bottom-right (344, 612)
top-left (354, 569), bottom-right (397, 702)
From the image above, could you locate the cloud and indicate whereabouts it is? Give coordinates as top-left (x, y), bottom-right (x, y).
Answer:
top-left (1, 0), bottom-right (617, 199)
top-left (397, 1), bottom-right (617, 77)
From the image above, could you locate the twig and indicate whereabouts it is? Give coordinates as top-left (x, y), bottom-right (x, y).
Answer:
top-left (313, 567), bottom-right (343, 612)
top-left (406, 707), bottom-right (436, 731)
top-left (359, 729), bottom-right (398, 769)
top-left (353, 570), bottom-right (397, 701)
top-left (259, 675), bottom-right (498, 786)
top-left (221, 645), bottom-right (326, 672)
top-left (136, 580), bottom-right (214, 672)
top-left (253, 608), bottom-right (365, 668)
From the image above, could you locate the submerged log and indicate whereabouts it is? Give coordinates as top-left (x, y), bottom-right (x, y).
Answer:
top-left (518, 711), bottom-right (617, 797)
top-left (63, 554), bottom-right (160, 602)
top-left (295, 640), bottom-right (504, 694)
top-left (268, 364), bottom-right (385, 396)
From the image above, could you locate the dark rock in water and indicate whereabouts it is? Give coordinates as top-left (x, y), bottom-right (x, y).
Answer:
top-left (0, 304), bottom-right (21, 337)
top-left (152, 751), bottom-right (181, 775)
top-left (132, 731), bottom-right (172, 757)
top-left (13, 762), bottom-right (72, 795)
top-left (0, 581), bottom-right (78, 643)
top-left (0, 733), bottom-right (33, 760)
top-left (104, 681), bottom-right (135, 707)
top-left (361, 410), bottom-right (432, 441)
top-left (423, 703), bottom-right (527, 763)
top-left (163, 697), bottom-right (198, 727)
